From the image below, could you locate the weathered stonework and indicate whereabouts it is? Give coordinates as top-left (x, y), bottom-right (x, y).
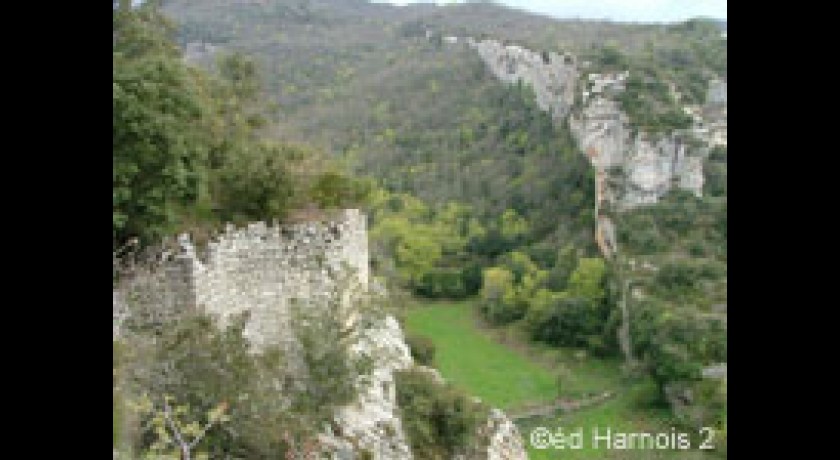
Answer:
top-left (115, 208), bottom-right (525, 459)
top-left (177, 209), bottom-right (370, 350)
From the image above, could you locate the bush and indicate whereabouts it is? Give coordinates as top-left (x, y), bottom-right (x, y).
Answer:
top-left (309, 171), bottom-right (371, 209)
top-left (395, 368), bottom-right (487, 459)
top-left (213, 142), bottom-right (296, 223)
top-left (460, 262), bottom-right (483, 297)
top-left (406, 334), bottom-right (436, 366)
top-left (526, 295), bottom-right (597, 347)
top-left (482, 297), bottom-right (528, 325)
top-left (413, 268), bottom-right (467, 299)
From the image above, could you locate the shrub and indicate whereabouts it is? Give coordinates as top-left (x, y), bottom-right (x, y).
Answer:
top-left (526, 295), bottom-right (596, 347)
top-left (213, 142), bottom-right (296, 223)
top-left (406, 334), bottom-right (436, 366)
top-left (413, 268), bottom-right (467, 299)
top-left (395, 368), bottom-right (487, 459)
top-left (309, 171), bottom-right (371, 209)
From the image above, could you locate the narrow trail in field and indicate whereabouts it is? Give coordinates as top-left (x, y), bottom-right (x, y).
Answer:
top-left (508, 391), bottom-right (615, 422)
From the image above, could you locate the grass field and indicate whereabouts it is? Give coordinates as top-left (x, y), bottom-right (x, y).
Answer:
top-left (403, 299), bottom-right (558, 410)
top-left (402, 298), bottom-right (723, 459)
top-left (402, 299), bottom-right (626, 409)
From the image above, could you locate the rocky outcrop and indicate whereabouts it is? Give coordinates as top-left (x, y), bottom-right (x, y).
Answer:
top-left (480, 409), bottom-right (528, 460)
top-left (467, 38), bottom-right (577, 119)
top-left (321, 318), bottom-right (528, 460)
top-left (320, 315), bottom-right (415, 459)
top-left (707, 79), bottom-right (727, 106)
top-left (571, 92), bottom-right (706, 257)
top-left (701, 363), bottom-right (727, 380)
top-left (460, 37), bottom-right (724, 258)
top-left (569, 96), bottom-right (705, 210)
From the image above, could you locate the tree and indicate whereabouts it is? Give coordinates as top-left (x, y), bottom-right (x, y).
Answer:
top-left (500, 251), bottom-right (538, 284)
top-left (212, 141), bottom-right (296, 223)
top-left (480, 267), bottom-right (524, 324)
top-left (499, 208), bottom-right (529, 242)
top-left (567, 258), bottom-right (607, 303)
top-left (309, 171), bottom-right (371, 209)
top-left (395, 368), bottom-right (487, 459)
top-left (113, 6), bottom-right (213, 249)
top-left (130, 395), bottom-right (230, 460)
top-left (547, 244), bottom-right (577, 291)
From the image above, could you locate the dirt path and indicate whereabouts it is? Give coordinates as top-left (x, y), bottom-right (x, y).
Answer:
top-left (508, 391), bottom-right (615, 421)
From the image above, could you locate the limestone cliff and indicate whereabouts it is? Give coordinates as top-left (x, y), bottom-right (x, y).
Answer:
top-left (467, 38), bottom-right (577, 119)
top-left (457, 37), bottom-right (726, 258)
top-left (569, 95), bottom-right (705, 209)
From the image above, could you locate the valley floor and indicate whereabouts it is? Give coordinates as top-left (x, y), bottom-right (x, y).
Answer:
top-left (403, 299), bottom-right (722, 459)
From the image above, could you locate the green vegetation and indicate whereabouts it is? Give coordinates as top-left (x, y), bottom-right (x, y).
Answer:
top-left (114, 295), bottom-right (371, 458)
top-left (521, 381), bottom-right (717, 460)
top-left (403, 300), bottom-right (626, 407)
top-left (618, 70), bottom-right (693, 134)
top-left (477, 248), bottom-right (620, 357)
top-left (116, 1), bottom-right (726, 456)
top-left (113, 4), bottom-right (374, 457)
top-left (610, 153), bottom-right (727, 439)
top-left (395, 367), bottom-right (488, 459)
top-left (404, 300), bottom-right (559, 410)
top-left (113, 3), bottom-right (368, 251)
top-left (704, 146), bottom-right (727, 198)
top-left (113, 5), bottom-right (213, 247)
top-left (582, 19), bottom-right (725, 132)
top-left (404, 300), bottom-right (723, 459)
top-left (164, 1), bottom-right (602, 300)
top-left (406, 333), bottom-right (437, 366)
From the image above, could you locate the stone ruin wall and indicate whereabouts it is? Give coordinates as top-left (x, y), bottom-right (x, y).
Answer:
top-left (160, 208), bottom-right (370, 351)
top-left (115, 207), bottom-right (527, 459)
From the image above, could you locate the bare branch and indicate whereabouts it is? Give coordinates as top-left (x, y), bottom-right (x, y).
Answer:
top-left (187, 419), bottom-right (217, 450)
top-left (161, 398), bottom-right (189, 454)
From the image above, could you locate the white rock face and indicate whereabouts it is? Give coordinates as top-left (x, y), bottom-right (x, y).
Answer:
top-left (707, 79), bottom-right (727, 106)
top-left (322, 316), bottom-right (529, 460)
top-left (465, 39), bottom-right (720, 211)
top-left (570, 96), bottom-right (705, 209)
top-left (464, 38), bottom-right (722, 257)
top-left (484, 409), bottom-right (527, 460)
top-left (468, 38), bottom-right (577, 119)
top-left (321, 315), bottom-right (415, 459)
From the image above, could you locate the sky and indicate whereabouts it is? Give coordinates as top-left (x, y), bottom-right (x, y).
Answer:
top-left (373, 1), bottom-right (727, 23)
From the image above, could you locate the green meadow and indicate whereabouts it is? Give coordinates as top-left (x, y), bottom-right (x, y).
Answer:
top-left (403, 299), bottom-right (722, 459)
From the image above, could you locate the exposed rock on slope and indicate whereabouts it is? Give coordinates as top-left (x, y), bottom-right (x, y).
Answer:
top-left (482, 409), bottom-right (528, 460)
top-left (467, 38), bottom-right (577, 119)
top-left (320, 315), bottom-right (415, 459)
top-left (460, 37), bottom-right (724, 258)
top-left (569, 95), bottom-right (705, 209)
